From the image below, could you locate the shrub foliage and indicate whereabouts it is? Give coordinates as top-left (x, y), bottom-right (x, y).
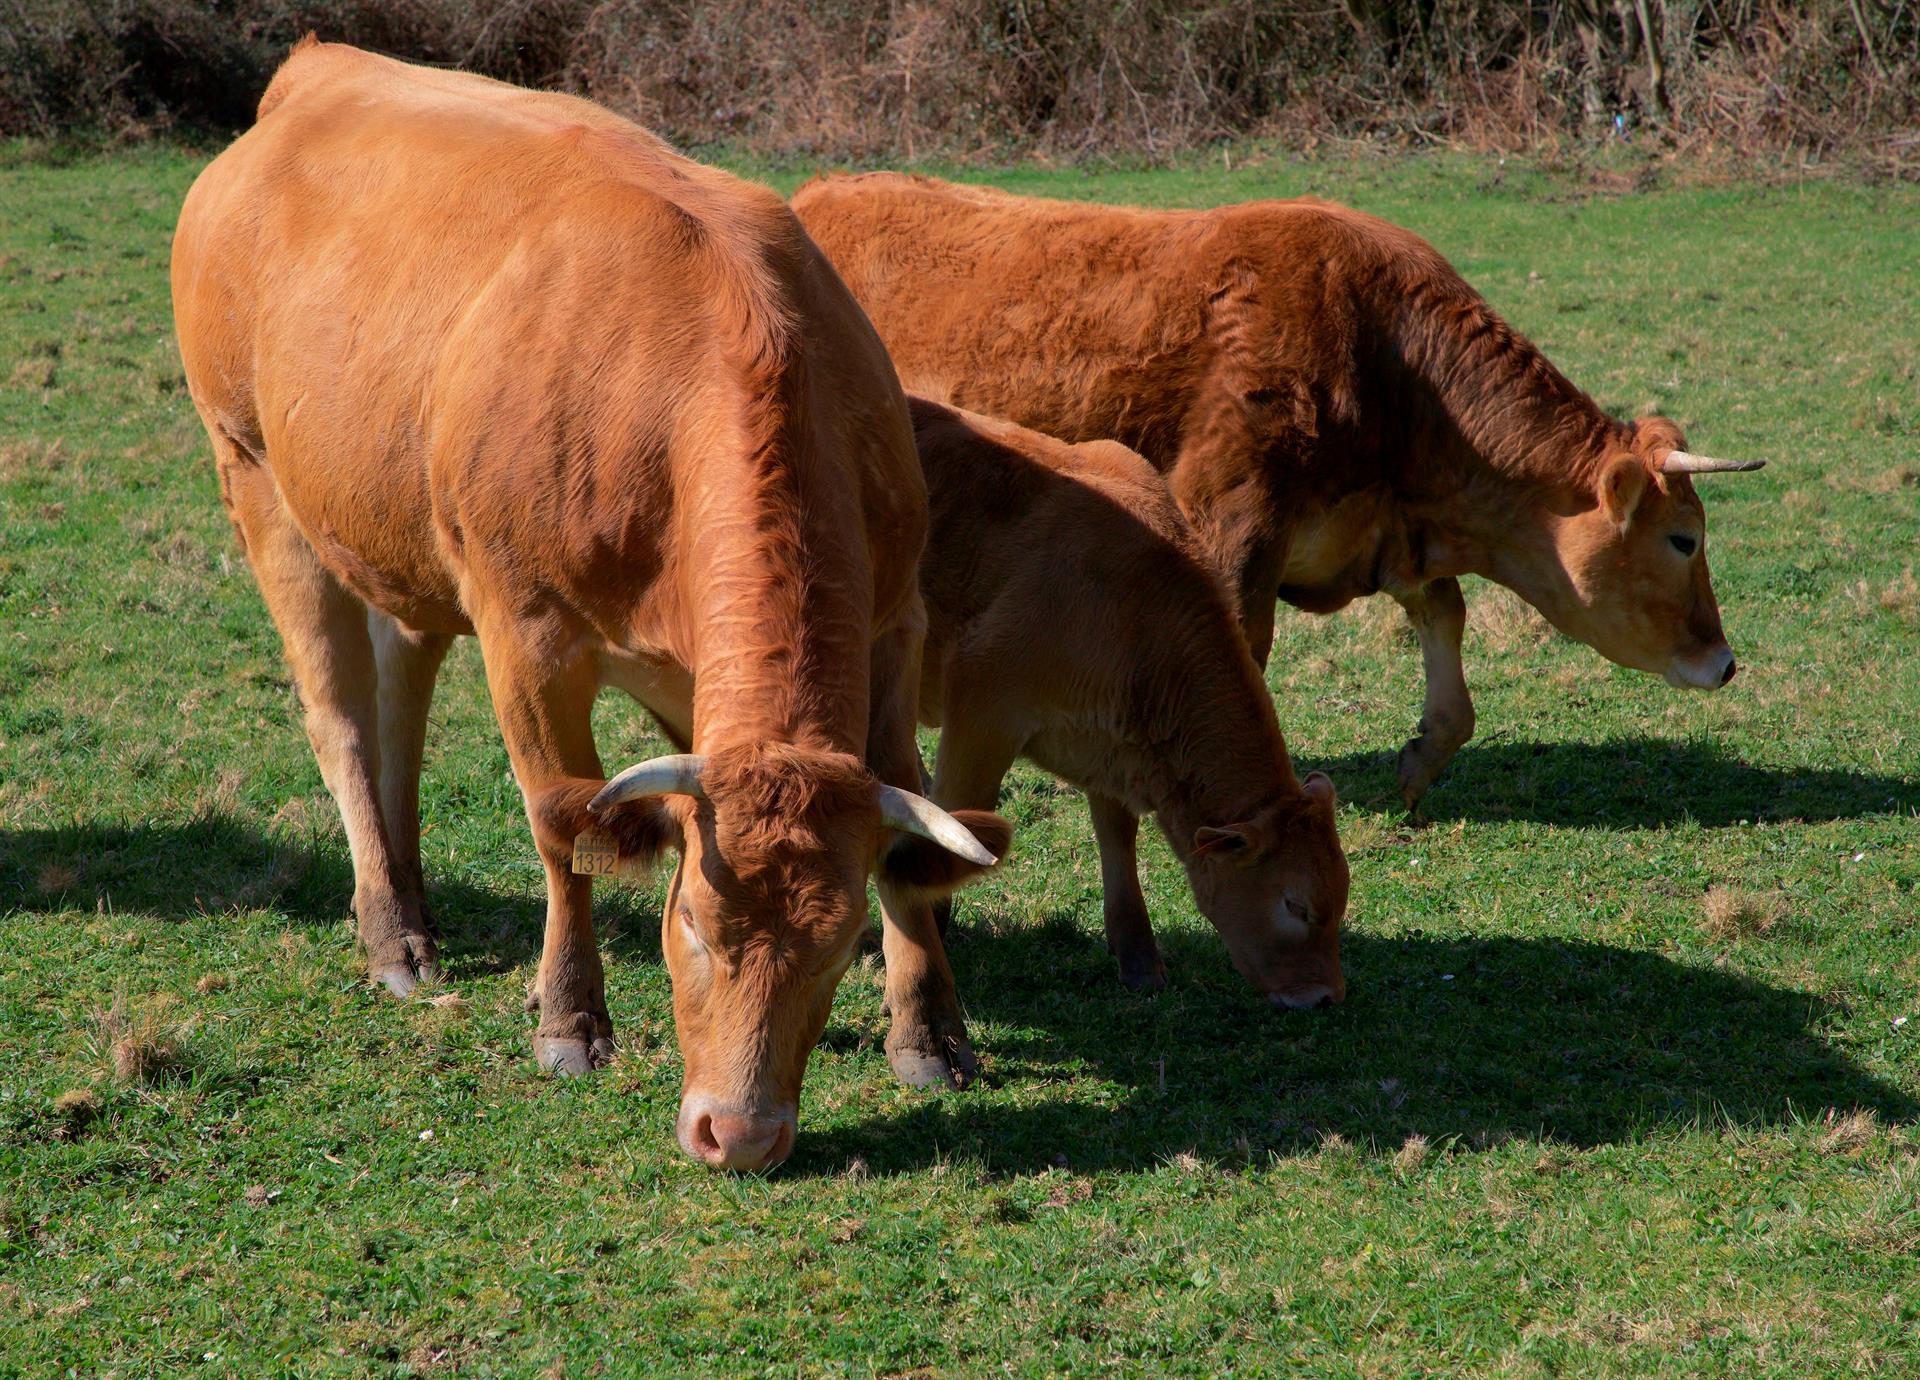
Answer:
top-left (4, 1), bottom-right (1917, 166)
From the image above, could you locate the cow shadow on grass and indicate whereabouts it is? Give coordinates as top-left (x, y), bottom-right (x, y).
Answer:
top-left (1304, 735), bottom-right (1920, 829)
top-left (10, 815), bottom-right (1913, 1181)
top-left (0, 812), bottom-right (665, 970)
top-left (794, 912), bottom-right (1917, 1177)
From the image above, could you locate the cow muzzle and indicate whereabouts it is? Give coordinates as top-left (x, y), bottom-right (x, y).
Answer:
top-left (1665, 644), bottom-right (1736, 690)
top-left (1268, 982), bottom-right (1343, 1011)
top-left (678, 1095), bottom-right (798, 1172)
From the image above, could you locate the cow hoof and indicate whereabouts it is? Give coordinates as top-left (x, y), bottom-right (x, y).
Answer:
top-left (365, 918), bottom-right (440, 999)
top-left (374, 964), bottom-right (418, 998)
top-left (888, 1034), bottom-right (979, 1091)
top-left (1114, 945), bottom-right (1167, 991)
top-left (533, 1034), bottom-right (615, 1075)
top-left (1396, 742), bottom-right (1440, 814)
top-left (370, 954), bottom-right (439, 999)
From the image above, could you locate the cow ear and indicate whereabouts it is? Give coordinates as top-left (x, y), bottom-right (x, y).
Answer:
top-left (1599, 455), bottom-right (1650, 529)
top-left (533, 778), bottom-right (678, 868)
top-left (1302, 771), bottom-right (1337, 813)
top-left (1192, 823), bottom-right (1256, 858)
top-left (878, 810), bottom-right (1011, 899)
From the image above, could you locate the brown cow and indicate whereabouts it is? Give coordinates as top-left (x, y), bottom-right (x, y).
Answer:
top-left (912, 399), bottom-right (1349, 1005)
top-left (794, 174), bottom-right (1763, 810)
top-left (172, 44), bottom-right (1007, 1172)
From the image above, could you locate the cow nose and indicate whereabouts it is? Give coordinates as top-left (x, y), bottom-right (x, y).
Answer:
top-left (1668, 644), bottom-right (1736, 690)
top-left (1269, 986), bottom-right (1338, 1011)
top-left (684, 1107), bottom-right (795, 1172)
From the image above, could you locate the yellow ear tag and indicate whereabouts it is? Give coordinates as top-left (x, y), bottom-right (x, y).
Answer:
top-left (571, 827), bottom-right (621, 878)
top-left (571, 827), bottom-right (651, 881)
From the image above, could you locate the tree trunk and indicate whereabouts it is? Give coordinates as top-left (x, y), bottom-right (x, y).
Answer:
top-left (1631, 0), bottom-right (1669, 119)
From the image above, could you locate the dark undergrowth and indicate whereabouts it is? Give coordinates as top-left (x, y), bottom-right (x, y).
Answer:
top-left (4, 1), bottom-right (1917, 174)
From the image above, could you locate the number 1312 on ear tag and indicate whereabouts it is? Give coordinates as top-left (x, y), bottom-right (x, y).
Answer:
top-left (571, 827), bottom-right (621, 877)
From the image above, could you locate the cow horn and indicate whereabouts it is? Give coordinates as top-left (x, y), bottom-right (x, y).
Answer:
top-left (875, 784), bottom-right (998, 865)
top-left (592, 754), bottom-right (708, 810)
top-left (1660, 450), bottom-right (1766, 475)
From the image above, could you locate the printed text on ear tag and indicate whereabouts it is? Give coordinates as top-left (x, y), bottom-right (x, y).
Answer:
top-left (571, 827), bottom-right (621, 877)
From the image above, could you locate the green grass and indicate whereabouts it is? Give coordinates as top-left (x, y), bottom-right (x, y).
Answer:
top-left (3, 143), bottom-right (1918, 1376)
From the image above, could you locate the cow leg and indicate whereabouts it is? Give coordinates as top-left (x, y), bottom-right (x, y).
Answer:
top-left (368, 611), bottom-right (452, 936)
top-left (923, 681), bottom-right (1024, 941)
top-left (870, 620), bottom-right (978, 1091)
top-left (1391, 577), bottom-right (1475, 811)
top-left (1087, 793), bottom-right (1165, 992)
top-left (472, 622), bottom-right (615, 1075)
top-left (220, 458), bottom-right (437, 995)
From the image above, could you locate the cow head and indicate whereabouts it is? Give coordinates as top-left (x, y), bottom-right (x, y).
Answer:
top-left (1505, 417), bottom-right (1760, 691)
top-left (594, 742), bottom-right (1006, 1173)
top-left (1176, 771), bottom-right (1350, 1009)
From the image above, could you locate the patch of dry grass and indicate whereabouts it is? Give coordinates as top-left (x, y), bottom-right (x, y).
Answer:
top-left (1467, 586), bottom-right (1554, 654)
top-left (89, 990), bottom-right (191, 1084)
top-left (1825, 465), bottom-right (1920, 495)
top-left (1781, 488), bottom-right (1828, 518)
top-left (1698, 885), bottom-right (1788, 943)
top-left (9, 357), bottom-right (56, 389)
top-left (51, 1088), bottom-right (99, 1139)
top-left (1345, 595), bottom-right (1416, 654)
top-left (411, 990), bottom-right (472, 1047)
top-left (1817, 1109), bottom-right (1881, 1155)
top-left (1875, 568), bottom-right (1919, 624)
top-left (0, 438), bottom-right (73, 482)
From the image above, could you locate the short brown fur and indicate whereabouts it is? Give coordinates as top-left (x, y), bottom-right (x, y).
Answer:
top-left (795, 174), bottom-right (1744, 808)
top-left (174, 48), bottom-right (1003, 1172)
top-left (913, 399), bottom-right (1348, 1005)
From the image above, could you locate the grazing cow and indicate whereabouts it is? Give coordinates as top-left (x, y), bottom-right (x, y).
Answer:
top-left (912, 399), bottom-right (1349, 1005)
top-left (172, 43), bottom-right (1008, 1172)
top-left (793, 174), bottom-right (1763, 810)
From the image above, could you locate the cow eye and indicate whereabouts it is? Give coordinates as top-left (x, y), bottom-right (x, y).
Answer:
top-left (1668, 534), bottom-right (1698, 557)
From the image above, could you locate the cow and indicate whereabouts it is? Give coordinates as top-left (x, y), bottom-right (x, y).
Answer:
top-left (912, 398), bottom-right (1349, 1006)
top-left (792, 174), bottom-right (1764, 811)
top-left (171, 44), bottom-right (1008, 1173)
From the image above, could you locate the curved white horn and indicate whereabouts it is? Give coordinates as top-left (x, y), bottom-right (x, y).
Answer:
top-left (875, 784), bottom-right (997, 866)
top-left (1660, 450), bottom-right (1766, 475)
top-left (591, 754), bottom-right (708, 810)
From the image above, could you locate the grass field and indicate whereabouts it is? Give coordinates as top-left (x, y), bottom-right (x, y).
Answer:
top-left (2, 143), bottom-right (1918, 1375)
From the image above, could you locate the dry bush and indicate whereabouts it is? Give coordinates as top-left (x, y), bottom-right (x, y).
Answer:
top-left (0, 0), bottom-right (594, 137)
top-left (90, 989), bottom-right (192, 1083)
top-left (1699, 884), bottom-right (1787, 941)
top-left (3, 1), bottom-right (1916, 170)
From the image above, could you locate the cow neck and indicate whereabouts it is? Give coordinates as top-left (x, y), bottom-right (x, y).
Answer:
top-left (679, 402), bottom-right (872, 761)
top-left (1097, 587), bottom-right (1298, 833)
top-left (1386, 266), bottom-right (1620, 522)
